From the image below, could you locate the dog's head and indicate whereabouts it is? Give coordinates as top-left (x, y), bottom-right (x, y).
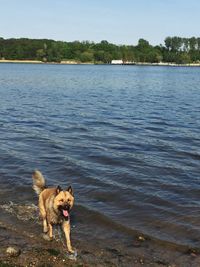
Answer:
top-left (53, 185), bottom-right (74, 219)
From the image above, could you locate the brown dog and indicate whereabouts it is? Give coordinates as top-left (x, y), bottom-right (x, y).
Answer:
top-left (32, 170), bottom-right (74, 253)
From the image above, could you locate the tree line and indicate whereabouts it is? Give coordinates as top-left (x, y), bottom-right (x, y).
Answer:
top-left (0, 36), bottom-right (200, 64)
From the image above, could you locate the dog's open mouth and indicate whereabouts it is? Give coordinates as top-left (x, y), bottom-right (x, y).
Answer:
top-left (58, 205), bottom-right (70, 219)
top-left (62, 209), bottom-right (69, 218)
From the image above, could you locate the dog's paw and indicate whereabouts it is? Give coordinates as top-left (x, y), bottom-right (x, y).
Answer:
top-left (42, 233), bottom-right (53, 241)
top-left (66, 249), bottom-right (77, 260)
top-left (68, 247), bottom-right (77, 254)
top-left (43, 227), bottom-right (48, 233)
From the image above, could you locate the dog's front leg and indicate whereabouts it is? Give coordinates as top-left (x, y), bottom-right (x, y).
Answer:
top-left (43, 218), bottom-right (48, 233)
top-left (48, 223), bottom-right (53, 239)
top-left (62, 221), bottom-right (74, 253)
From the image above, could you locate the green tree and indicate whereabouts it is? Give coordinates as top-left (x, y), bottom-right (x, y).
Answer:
top-left (79, 51), bottom-right (94, 62)
top-left (36, 49), bottom-right (45, 61)
top-left (176, 52), bottom-right (191, 64)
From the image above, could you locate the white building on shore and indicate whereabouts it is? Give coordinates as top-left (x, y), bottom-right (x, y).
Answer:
top-left (111, 60), bottom-right (123, 64)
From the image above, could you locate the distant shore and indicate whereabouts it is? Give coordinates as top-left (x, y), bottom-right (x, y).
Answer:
top-left (126, 62), bottom-right (200, 67)
top-left (1, 59), bottom-right (200, 67)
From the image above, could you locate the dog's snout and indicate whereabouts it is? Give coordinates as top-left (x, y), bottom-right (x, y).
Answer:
top-left (64, 203), bottom-right (70, 210)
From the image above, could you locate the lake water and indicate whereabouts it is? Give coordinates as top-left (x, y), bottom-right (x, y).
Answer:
top-left (0, 63), bottom-right (200, 248)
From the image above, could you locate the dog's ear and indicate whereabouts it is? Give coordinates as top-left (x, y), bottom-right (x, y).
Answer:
top-left (56, 185), bottom-right (62, 194)
top-left (67, 185), bottom-right (74, 196)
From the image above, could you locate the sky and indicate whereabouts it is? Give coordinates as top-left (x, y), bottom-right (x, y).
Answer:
top-left (0, 0), bottom-right (200, 46)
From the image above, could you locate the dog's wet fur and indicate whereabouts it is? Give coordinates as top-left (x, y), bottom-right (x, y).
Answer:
top-left (32, 170), bottom-right (74, 253)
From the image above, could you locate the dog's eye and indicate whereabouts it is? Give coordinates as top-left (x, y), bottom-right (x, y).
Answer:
top-left (60, 199), bottom-right (64, 202)
top-left (67, 198), bottom-right (71, 202)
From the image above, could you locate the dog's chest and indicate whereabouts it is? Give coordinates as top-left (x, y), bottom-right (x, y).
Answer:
top-left (48, 210), bottom-right (63, 224)
top-left (46, 195), bottom-right (63, 225)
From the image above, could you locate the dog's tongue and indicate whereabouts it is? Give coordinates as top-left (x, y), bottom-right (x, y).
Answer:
top-left (63, 209), bottom-right (69, 217)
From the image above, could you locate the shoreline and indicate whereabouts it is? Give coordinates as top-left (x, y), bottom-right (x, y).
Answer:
top-left (1, 202), bottom-right (200, 266)
top-left (1, 59), bottom-right (200, 67)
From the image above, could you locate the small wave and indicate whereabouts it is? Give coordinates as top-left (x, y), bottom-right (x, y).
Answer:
top-left (0, 202), bottom-right (39, 222)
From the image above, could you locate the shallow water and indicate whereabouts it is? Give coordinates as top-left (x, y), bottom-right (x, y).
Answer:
top-left (0, 63), bottom-right (200, 248)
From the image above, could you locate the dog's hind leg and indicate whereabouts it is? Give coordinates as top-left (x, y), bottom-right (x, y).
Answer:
top-left (39, 195), bottom-right (48, 233)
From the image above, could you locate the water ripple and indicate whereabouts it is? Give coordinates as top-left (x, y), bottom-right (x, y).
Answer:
top-left (0, 64), bottom-right (200, 247)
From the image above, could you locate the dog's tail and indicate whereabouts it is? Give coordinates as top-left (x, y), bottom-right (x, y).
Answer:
top-left (32, 170), bottom-right (46, 195)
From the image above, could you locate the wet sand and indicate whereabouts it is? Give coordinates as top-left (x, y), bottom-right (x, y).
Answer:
top-left (0, 203), bottom-right (200, 267)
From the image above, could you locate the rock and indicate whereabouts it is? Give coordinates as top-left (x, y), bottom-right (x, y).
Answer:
top-left (6, 246), bottom-right (21, 257)
top-left (139, 258), bottom-right (144, 264)
top-left (137, 235), bottom-right (145, 241)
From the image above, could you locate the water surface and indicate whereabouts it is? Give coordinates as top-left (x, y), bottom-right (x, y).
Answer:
top-left (0, 63), bottom-right (200, 247)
